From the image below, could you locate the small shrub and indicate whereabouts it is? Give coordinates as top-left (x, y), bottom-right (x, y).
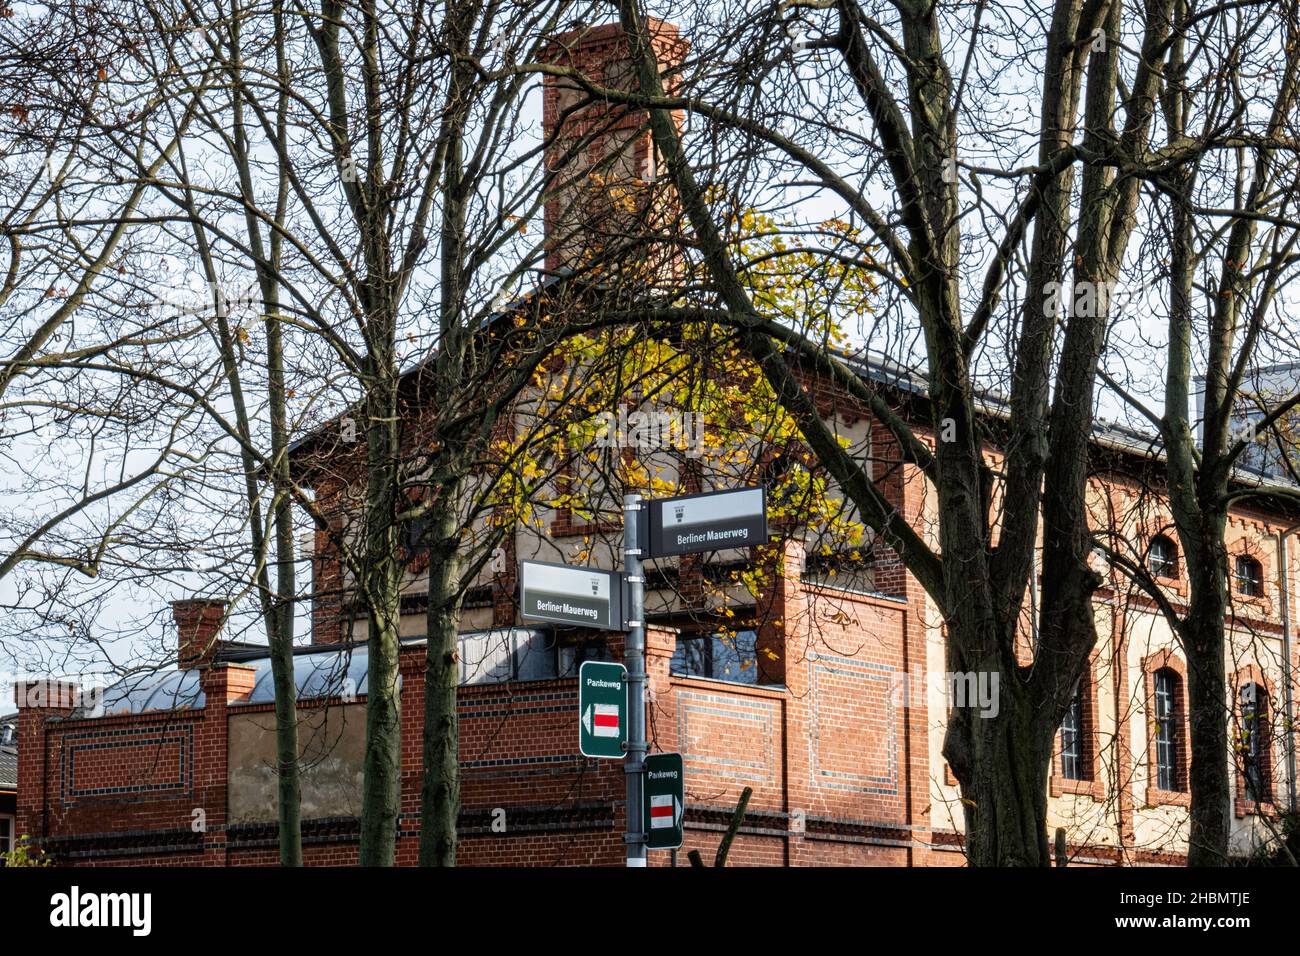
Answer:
top-left (2, 834), bottom-right (50, 867)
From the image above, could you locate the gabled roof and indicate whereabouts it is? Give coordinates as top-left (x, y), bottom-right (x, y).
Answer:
top-left (271, 261), bottom-right (1298, 510)
top-left (841, 350), bottom-right (1300, 501)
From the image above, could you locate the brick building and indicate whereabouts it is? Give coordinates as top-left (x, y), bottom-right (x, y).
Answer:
top-left (10, 19), bottom-right (1300, 867)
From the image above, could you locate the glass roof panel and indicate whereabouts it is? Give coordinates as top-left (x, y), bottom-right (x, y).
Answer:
top-left (74, 634), bottom-right (488, 717)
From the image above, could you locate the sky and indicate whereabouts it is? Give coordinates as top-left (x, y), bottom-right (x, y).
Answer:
top-left (4, 0), bottom-right (1300, 710)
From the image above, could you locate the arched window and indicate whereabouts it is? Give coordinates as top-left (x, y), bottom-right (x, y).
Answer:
top-left (1153, 668), bottom-right (1182, 792)
top-left (1149, 535), bottom-right (1179, 578)
top-left (1240, 683), bottom-right (1271, 802)
top-left (1235, 555), bottom-right (1264, 598)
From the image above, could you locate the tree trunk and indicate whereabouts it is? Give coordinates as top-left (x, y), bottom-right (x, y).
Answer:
top-left (358, 362), bottom-right (404, 866)
top-left (268, 588), bottom-right (302, 866)
top-left (1183, 551), bottom-right (1232, 866)
top-left (263, 0), bottom-right (303, 868)
top-left (187, 179), bottom-right (304, 863)
top-left (216, 0), bottom-right (304, 863)
top-left (359, 602), bottom-right (402, 865)
top-left (419, 490), bottom-right (464, 867)
top-left (944, 672), bottom-right (1054, 866)
top-left (416, 2), bottom-right (476, 867)
top-left (267, 427), bottom-right (301, 865)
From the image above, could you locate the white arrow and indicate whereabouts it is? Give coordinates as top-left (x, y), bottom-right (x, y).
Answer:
top-left (582, 704), bottom-right (592, 735)
top-left (674, 795), bottom-right (682, 827)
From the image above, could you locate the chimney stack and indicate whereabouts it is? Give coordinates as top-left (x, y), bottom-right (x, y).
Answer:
top-left (540, 19), bottom-right (687, 275)
top-left (173, 599), bottom-right (228, 669)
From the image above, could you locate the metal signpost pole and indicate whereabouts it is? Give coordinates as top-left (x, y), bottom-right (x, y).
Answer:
top-left (623, 493), bottom-right (648, 867)
top-left (520, 486), bottom-right (765, 865)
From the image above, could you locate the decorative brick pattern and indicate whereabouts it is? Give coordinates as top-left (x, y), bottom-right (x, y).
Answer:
top-left (675, 689), bottom-right (778, 785)
top-left (807, 655), bottom-right (897, 795)
top-left (63, 727), bottom-right (192, 803)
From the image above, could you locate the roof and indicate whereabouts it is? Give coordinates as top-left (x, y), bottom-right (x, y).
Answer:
top-left (275, 252), bottom-right (1299, 504)
top-left (67, 628), bottom-right (545, 719)
top-left (72, 641), bottom-right (380, 718)
top-left (843, 350), bottom-right (1300, 496)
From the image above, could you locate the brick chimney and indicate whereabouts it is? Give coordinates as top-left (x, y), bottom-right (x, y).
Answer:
top-left (541, 19), bottom-right (687, 275)
top-left (173, 598), bottom-right (228, 669)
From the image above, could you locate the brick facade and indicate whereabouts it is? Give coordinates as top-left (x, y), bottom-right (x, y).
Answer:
top-left (12, 19), bottom-right (1300, 869)
top-left (13, 448), bottom-right (1300, 866)
top-left (17, 541), bottom-right (940, 866)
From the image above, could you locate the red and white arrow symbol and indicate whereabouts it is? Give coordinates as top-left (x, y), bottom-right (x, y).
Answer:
top-left (650, 794), bottom-right (681, 829)
top-left (583, 703), bottom-right (620, 738)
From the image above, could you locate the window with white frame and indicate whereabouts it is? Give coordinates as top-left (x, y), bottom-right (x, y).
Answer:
top-left (1154, 668), bottom-right (1182, 792)
top-left (1148, 535), bottom-right (1179, 578)
top-left (1235, 555), bottom-right (1264, 598)
top-left (1060, 683), bottom-right (1086, 781)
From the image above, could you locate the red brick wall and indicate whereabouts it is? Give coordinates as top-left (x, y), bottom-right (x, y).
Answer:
top-left (17, 543), bottom-right (938, 867)
top-left (16, 666), bottom-right (257, 865)
top-left (539, 19), bottom-right (687, 274)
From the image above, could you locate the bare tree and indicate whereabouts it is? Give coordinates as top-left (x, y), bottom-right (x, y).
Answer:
top-left (1, 2), bottom-right (216, 583)
top-left (125, 0), bottom-right (615, 865)
top-left (1098, 0), bottom-right (1300, 863)
top-left (580, 0), bottom-right (1285, 864)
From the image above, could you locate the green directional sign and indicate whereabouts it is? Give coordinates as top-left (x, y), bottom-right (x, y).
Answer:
top-left (578, 660), bottom-right (628, 759)
top-left (643, 752), bottom-right (685, 849)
